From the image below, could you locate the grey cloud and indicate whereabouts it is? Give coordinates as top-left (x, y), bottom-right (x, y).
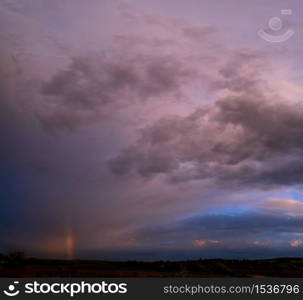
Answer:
top-left (109, 50), bottom-right (303, 187)
top-left (2, 5), bottom-right (219, 132)
top-left (42, 53), bottom-right (194, 102)
top-left (38, 14), bottom-right (218, 131)
top-left (39, 53), bottom-right (196, 131)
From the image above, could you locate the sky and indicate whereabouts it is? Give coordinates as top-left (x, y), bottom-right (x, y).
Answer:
top-left (1, 0), bottom-right (303, 260)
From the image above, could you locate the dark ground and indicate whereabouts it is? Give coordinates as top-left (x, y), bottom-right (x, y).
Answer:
top-left (2, 254), bottom-right (303, 277)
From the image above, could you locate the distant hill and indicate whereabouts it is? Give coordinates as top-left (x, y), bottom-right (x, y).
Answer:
top-left (1, 255), bottom-right (303, 277)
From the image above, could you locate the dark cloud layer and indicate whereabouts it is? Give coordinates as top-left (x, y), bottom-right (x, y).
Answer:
top-left (134, 212), bottom-right (303, 252)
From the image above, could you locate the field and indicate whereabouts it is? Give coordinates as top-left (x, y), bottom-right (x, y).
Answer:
top-left (1, 255), bottom-right (303, 277)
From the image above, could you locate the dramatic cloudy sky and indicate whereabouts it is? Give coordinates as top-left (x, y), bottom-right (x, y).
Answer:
top-left (1, 0), bottom-right (303, 260)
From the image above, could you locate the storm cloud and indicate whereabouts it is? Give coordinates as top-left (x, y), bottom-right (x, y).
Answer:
top-left (1, 0), bottom-right (303, 260)
top-left (38, 13), bottom-right (218, 131)
top-left (109, 50), bottom-right (303, 188)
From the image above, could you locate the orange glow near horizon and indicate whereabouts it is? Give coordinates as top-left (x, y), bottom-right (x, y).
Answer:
top-left (66, 231), bottom-right (75, 260)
